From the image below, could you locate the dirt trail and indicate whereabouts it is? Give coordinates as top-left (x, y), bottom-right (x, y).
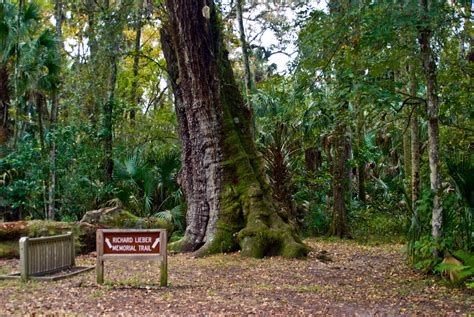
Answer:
top-left (0, 239), bottom-right (472, 315)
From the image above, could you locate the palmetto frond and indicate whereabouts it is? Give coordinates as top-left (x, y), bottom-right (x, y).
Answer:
top-left (18, 28), bottom-right (61, 95)
top-left (0, 2), bottom-right (41, 63)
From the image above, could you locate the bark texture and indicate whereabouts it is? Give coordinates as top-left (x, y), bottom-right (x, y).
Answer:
top-left (328, 0), bottom-right (351, 238)
top-left (419, 0), bottom-right (442, 252)
top-left (161, 1), bottom-right (307, 258)
top-left (48, 0), bottom-right (63, 220)
top-left (35, 93), bottom-right (46, 155)
top-left (103, 57), bottom-right (116, 183)
top-left (304, 147), bottom-right (322, 174)
top-left (102, 3), bottom-right (124, 183)
top-left (355, 98), bottom-right (365, 203)
top-left (330, 123), bottom-right (350, 238)
top-left (129, 0), bottom-right (144, 122)
top-left (236, 0), bottom-right (253, 99)
top-left (409, 64), bottom-right (420, 214)
top-left (402, 106), bottom-right (411, 198)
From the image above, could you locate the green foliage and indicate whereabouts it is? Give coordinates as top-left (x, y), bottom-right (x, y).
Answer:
top-left (350, 204), bottom-right (407, 244)
top-left (408, 187), bottom-right (474, 271)
top-left (113, 150), bottom-right (156, 216)
top-left (0, 135), bottom-right (48, 219)
top-left (304, 203), bottom-right (331, 236)
top-left (0, 0), bottom-right (471, 272)
top-left (154, 204), bottom-right (185, 234)
top-left (435, 251), bottom-right (474, 287)
top-left (113, 149), bottom-right (182, 217)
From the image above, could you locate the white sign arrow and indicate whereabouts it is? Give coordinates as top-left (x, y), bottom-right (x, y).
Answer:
top-left (152, 238), bottom-right (160, 249)
top-left (105, 237), bottom-right (113, 249)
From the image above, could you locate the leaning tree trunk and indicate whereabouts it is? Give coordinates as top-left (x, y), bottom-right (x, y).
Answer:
top-left (160, 1), bottom-right (307, 258)
top-left (419, 0), bottom-right (442, 255)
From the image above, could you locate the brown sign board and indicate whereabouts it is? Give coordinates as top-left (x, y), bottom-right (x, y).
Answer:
top-left (96, 229), bottom-right (167, 286)
top-left (103, 231), bottom-right (161, 255)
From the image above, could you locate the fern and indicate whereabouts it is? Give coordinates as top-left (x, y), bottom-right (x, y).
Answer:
top-left (155, 204), bottom-right (185, 233)
top-left (435, 250), bottom-right (474, 286)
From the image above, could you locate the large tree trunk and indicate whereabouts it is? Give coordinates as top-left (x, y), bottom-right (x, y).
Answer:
top-left (419, 0), bottom-right (442, 255)
top-left (0, 63), bottom-right (9, 154)
top-left (161, 1), bottom-right (307, 258)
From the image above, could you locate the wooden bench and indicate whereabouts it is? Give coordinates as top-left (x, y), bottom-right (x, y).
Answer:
top-left (19, 232), bottom-right (91, 281)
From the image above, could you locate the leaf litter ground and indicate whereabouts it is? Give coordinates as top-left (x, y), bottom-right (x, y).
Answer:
top-left (0, 238), bottom-right (472, 315)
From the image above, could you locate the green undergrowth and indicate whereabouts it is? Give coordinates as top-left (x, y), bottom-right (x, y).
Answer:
top-left (349, 207), bottom-right (407, 245)
top-left (0, 240), bottom-right (18, 259)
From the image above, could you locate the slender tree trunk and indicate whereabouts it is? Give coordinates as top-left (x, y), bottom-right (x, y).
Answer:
top-left (402, 104), bottom-right (412, 199)
top-left (130, 0), bottom-right (144, 122)
top-left (328, 0), bottom-right (351, 238)
top-left (101, 1), bottom-right (127, 183)
top-left (345, 129), bottom-right (353, 195)
top-left (36, 94), bottom-right (46, 155)
top-left (48, 94), bottom-right (58, 220)
top-left (12, 0), bottom-right (23, 151)
top-left (236, 0), bottom-right (253, 101)
top-left (304, 147), bottom-right (321, 175)
top-left (48, 0), bottom-right (63, 220)
top-left (55, 0), bottom-right (63, 44)
top-left (103, 50), bottom-right (117, 183)
top-left (409, 64), bottom-right (420, 214)
top-left (462, 0), bottom-right (473, 60)
top-left (161, 0), bottom-right (307, 258)
top-left (331, 122), bottom-right (350, 238)
top-left (85, 0), bottom-right (98, 125)
top-left (0, 63), bottom-right (10, 155)
top-left (419, 0), bottom-right (442, 255)
top-left (355, 98), bottom-right (365, 203)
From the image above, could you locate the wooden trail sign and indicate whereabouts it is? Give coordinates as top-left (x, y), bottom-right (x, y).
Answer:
top-left (96, 229), bottom-right (167, 286)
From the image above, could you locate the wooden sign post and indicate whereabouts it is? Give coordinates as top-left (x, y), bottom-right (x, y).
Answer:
top-left (96, 229), bottom-right (167, 286)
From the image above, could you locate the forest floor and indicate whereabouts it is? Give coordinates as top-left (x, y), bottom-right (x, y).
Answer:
top-left (0, 238), bottom-right (472, 315)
